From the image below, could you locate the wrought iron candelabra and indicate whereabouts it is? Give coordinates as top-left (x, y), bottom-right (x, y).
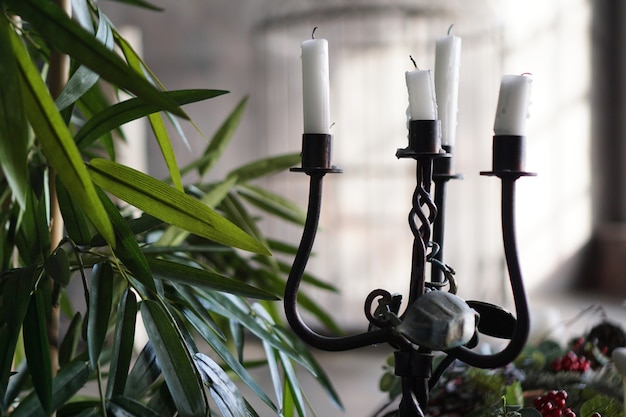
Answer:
top-left (285, 120), bottom-right (535, 416)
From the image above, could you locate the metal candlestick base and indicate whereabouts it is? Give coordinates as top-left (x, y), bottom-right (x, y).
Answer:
top-left (284, 128), bottom-right (534, 416)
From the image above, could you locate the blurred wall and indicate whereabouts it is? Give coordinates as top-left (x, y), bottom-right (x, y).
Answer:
top-left (101, 0), bottom-right (593, 328)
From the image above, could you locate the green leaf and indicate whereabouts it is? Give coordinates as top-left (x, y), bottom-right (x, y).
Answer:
top-left (157, 175), bottom-right (238, 247)
top-left (237, 184), bottom-right (307, 225)
top-left (55, 7), bottom-right (114, 111)
top-left (147, 258), bottom-right (278, 300)
top-left (0, 14), bottom-right (29, 209)
top-left (124, 342), bottom-right (160, 399)
top-left (261, 340), bottom-right (283, 409)
top-left (10, 360), bottom-right (90, 417)
top-left (278, 350), bottom-right (307, 417)
top-left (148, 112), bottom-right (184, 191)
top-left (58, 312), bottom-right (82, 366)
top-left (106, 288), bottom-right (137, 398)
top-left (144, 383), bottom-right (178, 416)
top-left (87, 158), bottom-right (270, 255)
top-left (14, 190), bottom-right (50, 265)
top-left (23, 289), bottom-right (52, 413)
top-left (96, 187), bottom-right (157, 294)
top-left (115, 36), bottom-right (186, 192)
top-left (44, 247), bottom-right (71, 287)
top-left (202, 293), bottom-right (300, 360)
top-left (195, 353), bottom-right (248, 417)
top-left (75, 89), bottom-right (227, 150)
top-left (6, 0), bottom-right (186, 118)
top-left (196, 97), bottom-right (248, 178)
top-left (0, 267), bottom-right (36, 399)
top-left (173, 286), bottom-right (278, 413)
top-left (108, 397), bottom-right (164, 417)
top-left (9, 26), bottom-right (115, 246)
top-left (227, 153), bottom-right (301, 183)
top-left (253, 303), bottom-right (343, 411)
top-left (87, 262), bottom-right (114, 369)
top-left (55, 175), bottom-right (95, 246)
top-left (580, 394), bottom-right (623, 417)
top-left (140, 300), bottom-right (206, 417)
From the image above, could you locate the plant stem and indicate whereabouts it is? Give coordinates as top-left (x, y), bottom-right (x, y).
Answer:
top-left (47, 0), bottom-right (71, 400)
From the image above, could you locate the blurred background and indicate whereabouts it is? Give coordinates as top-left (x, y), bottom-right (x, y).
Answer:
top-left (100, 0), bottom-right (626, 413)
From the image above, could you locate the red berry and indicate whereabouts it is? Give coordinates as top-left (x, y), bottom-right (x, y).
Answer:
top-left (542, 401), bottom-right (555, 413)
top-left (554, 397), bottom-right (566, 409)
top-left (591, 414), bottom-right (601, 417)
top-left (534, 396), bottom-right (544, 409)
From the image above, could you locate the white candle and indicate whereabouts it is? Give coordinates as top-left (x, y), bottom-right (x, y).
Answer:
top-left (493, 74), bottom-right (532, 136)
top-left (405, 69), bottom-right (437, 120)
top-left (301, 38), bottom-right (330, 134)
top-left (435, 35), bottom-right (461, 146)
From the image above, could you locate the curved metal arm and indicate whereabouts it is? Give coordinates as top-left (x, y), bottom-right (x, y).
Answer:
top-left (284, 173), bottom-right (393, 351)
top-left (446, 176), bottom-right (530, 368)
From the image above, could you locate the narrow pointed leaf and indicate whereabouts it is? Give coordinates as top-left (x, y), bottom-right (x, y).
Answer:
top-left (6, 0), bottom-right (186, 118)
top-left (75, 89), bottom-right (226, 150)
top-left (140, 300), bottom-right (206, 417)
top-left (202, 293), bottom-right (300, 360)
top-left (147, 258), bottom-right (278, 300)
top-left (237, 184), bottom-right (307, 225)
top-left (115, 31), bottom-right (198, 155)
top-left (44, 247), bottom-right (71, 287)
top-left (195, 353), bottom-right (248, 417)
top-left (255, 304), bottom-right (342, 410)
top-left (9, 27), bottom-right (115, 246)
top-left (97, 187), bottom-right (157, 293)
top-left (23, 290), bottom-right (52, 413)
top-left (275, 327), bottom-right (343, 410)
top-left (0, 14), bottom-right (28, 209)
top-left (59, 312), bottom-right (83, 366)
top-left (108, 397), bottom-right (164, 417)
top-left (175, 286), bottom-right (277, 413)
top-left (279, 351), bottom-right (307, 417)
top-left (55, 8), bottom-right (114, 111)
top-left (148, 112), bottom-right (184, 191)
top-left (87, 262), bottom-right (114, 369)
top-left (106, 289), bottom-right (137, 398)
top-left (10, 361), bottom-right (90, 417)
top-left (0, 267), bottom-right (35, 397)
top-left (227, 153), bottom-right (301, 183)
top-left (198, 97), bottom-right (248, 177)
top-left (55, 177), bottom-right (95, 246)
top-left (125, 342), bottom-right (160, 399)
top-left (14, 190), bottom-right (50, 265)
top-left (157, 175), bottom-right (238, 247)
top-left (262, 340), bottom-right (284, 409)
top-left (145, 383), bottom-right (178, 416)
top-left (117, 34), bottom-right (185, 192)
top-left (71, 0), bottom-right (94, 32)
top-left (87, 158), bottom-right (269, 255)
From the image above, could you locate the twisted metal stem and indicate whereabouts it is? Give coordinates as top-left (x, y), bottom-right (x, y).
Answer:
top-left (407, 160), bottom-right (438, 306)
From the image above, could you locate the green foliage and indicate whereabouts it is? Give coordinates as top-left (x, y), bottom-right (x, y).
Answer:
top-left (0, 0), bottom-right (341, 415)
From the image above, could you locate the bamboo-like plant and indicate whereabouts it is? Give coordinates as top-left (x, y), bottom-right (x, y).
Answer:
top-left (0, 0), bottom-right (342, 415)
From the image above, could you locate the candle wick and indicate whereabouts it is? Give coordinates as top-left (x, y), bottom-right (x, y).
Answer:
top-left (312, 26), bottom-right (318, 39)
top-left (409, 55), bottom-right (418, 69)
top-left (447, 24), bottom-right (454, 35)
